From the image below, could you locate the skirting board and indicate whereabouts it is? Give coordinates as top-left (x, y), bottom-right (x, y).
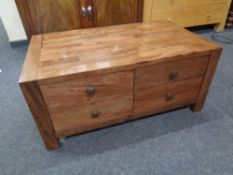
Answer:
top-left (9, 39), bottom-right (28, 48)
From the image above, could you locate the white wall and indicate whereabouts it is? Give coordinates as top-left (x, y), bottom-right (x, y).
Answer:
top-left (0, 0), bottom-right (27, 42)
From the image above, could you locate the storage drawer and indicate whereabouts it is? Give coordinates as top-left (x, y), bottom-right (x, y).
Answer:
top-left (152, 0), bottom-right (227, 10)
top-left (134, 76), bottom-right (203, 116)
top-left (151, 4), bottom-right (226, 27)
top-left (135, 56), bottom-right (208, 89)
top-left (40, 71), bottom-right (134, 136)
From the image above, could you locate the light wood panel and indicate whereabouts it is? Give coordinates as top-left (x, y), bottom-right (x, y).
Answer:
top-left (144, 0), bottom-right (232, 31)
top-left (215, 0), bottom-right (232, 31)
top-left (143, 0), bottom-right (153, 22)
top-left (152, 0), bottom-right (228, 9)
top-left (151, 4), bottom-right (227, 27)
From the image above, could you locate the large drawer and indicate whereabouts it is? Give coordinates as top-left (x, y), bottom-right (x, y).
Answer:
top-left (134, 76), bottom-right (203, 116)
top-left (40, 71), bottom-right (134, 137)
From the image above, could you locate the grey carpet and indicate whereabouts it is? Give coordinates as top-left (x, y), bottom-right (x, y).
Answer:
top-left (0, 19), bottom-right (233, 175)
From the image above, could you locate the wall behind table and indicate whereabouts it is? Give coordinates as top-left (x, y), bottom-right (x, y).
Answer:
top-left (0, 0), bottom-right (27, 42)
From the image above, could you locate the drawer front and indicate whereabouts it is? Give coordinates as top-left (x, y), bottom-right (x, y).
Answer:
top-left (134, 76), bottom-right (203, 116)
top-left (151, 3), bottom-right (226, 27)
top-left (135, 56), bottom-right (209, 89)
top-left (152, 0), bottom-right (227, 10)
top-left (40, 71), bottom-right (133, 137)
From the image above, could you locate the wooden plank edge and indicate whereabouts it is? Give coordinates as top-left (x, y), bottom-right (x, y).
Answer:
top-left (20, 81), bottom-right (60, 150)
top-left (190, 48), bottom-right (223, 112)
top-left (19, 35), bottom-right (42, 84)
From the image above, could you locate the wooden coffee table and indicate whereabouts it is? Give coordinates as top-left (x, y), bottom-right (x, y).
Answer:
top-left (19, 21), bottom-right (222, 150)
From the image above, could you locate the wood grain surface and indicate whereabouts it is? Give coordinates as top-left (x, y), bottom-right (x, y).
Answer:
top-left (16, 0), bottom-right (144, 40)
top-left (19, 35), bottom-right (42, 83)
top-left (40, 71), bottom-right (134, 137)
top-left (134, 76), bottom-right (203, 116)
top-left (94, 0), bottom-right (140, 26)
top-left (191, 49), bottom-right (222, 111)
top-left (15, 0), bottom-right (37, 39)
top-left (77, 0), bottom-right (96, 28)
top-left (38, 21), bottom-right (220, 82)
top-left (144, 0), bottom-right (232, 31)
top-left (19, 36), bottom-right (60, 150)
top-left (134, 56), bottom-right (209, 89)
top-left (19, 22), bottom-right (222, 149)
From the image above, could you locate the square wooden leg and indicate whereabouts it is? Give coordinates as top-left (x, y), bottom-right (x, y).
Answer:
top-left (190, 49), bottom-right (222, 113)
top-left (20, 82), bottom-right (60, 150)
top-left (190, 103), bottom-right (204, 112)
top-left (214, 23), bottom-right (225, 32)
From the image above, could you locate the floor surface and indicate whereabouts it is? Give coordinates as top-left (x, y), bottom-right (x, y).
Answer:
top-left (0, 20), bottom-right (233, 175)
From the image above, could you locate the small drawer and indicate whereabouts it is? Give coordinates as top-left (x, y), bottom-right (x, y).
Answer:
top-left (40, 71), bottom-right (134, 136)
top-left (134, 76), bottom-right (203, 116)
top-left (49, 94), bottom-right (133, 137)
top-left (152, 0), bottom-right (227, 10)
top-left (135, 56), bottom-right (208, 89)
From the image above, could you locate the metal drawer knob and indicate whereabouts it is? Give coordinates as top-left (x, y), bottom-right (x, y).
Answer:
top-left (169, 71), bottom-right (178, 80)
top-left (87, 5), bottom-right (92, 16)
top-left (81, 6), bottom-right (87, 16)
top-left (81, 5), bottom-right (92, 16)
top-left (91, 111), bottom-right (100, 119)
top-left (87, 87), bottom-right (96, 96)
top-left (166, 93), bottom-right (175, 101)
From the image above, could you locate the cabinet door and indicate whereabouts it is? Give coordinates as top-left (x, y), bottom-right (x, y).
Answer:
top-left (16, 0), bottom-right (144, 39)
top-left (28, 0), bottom-right (80, 33)
top-left (94, 0), bottom-right (143, 27)
top-left (16, 0), bottom-right (80, 39)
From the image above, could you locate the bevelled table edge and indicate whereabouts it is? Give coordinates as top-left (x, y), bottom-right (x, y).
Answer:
top-left (19, 35), bottom-right (42, 84)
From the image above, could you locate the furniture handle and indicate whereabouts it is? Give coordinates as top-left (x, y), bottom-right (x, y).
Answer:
top-left (87, 87), bottom-right (96, 96)
top-left (166, 93), bottom-right (175, 101)
top-left (80, 5), bottom-right (92, 17)
top-left (81, 6), bottom-right (87, 16)
top-left (86, 5), bottom-right (92, 16)
top-left (91, 111), bottom-right (100, 119)
top-left (169, 71), bottom-right (178, 80)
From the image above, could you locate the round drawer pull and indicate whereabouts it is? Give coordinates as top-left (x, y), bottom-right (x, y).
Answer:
top-left (166, 93), bottom-right (175, 101)
top-left (169, 71), bottom-right (178, 80)
top-left (87, 87), bottom-right (96, 96)
top-left (91, 111), bottom-right (100, 119)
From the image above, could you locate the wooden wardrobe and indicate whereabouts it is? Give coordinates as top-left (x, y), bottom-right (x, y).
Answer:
top-left (16, 0), bottom-right (144, 40)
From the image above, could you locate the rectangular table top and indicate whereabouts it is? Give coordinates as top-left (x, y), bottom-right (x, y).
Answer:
top-left (21, 21), bottom-right (221, 82)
